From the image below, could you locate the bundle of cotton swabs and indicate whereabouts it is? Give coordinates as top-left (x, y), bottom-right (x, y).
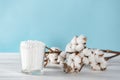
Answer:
top-left (44, 35), bottom-right (120, 73)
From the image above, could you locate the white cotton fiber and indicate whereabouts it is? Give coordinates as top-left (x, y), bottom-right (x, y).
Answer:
top-left (75, 44), bottom-right (84, 51)
top-left (92, 64), bottom-right (101, 71)
top-left (71, 44), bottom-right (76, 52)
top-left (83, 57), bottom-right (89, 65)
top-left (77, 35), bottom-right (86, 44)
top-left (100, 61), bottom-right (107, 69)
top-left (65, 43), bottom-right (73, 52)
top-left (71, 36), bottom-right (78, 45)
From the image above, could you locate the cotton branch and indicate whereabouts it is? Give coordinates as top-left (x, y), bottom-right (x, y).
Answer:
top-left (45, 46), bottom-right (62, 53)
top-left (44, 46), bottom-right (62, 67)
top-left (105, 54), bottom-right (120, 61)
top-left (102, 49), bottom-right (120, 55)
top-left (101, 49), bottom-right (120, 60)
top-left (79, 64), bottom-right (84, 72)
top-left (45, 46), bottom-right (54, 52)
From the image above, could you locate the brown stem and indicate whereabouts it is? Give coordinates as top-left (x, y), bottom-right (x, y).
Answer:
top-left (66, 51), bottom-right (82, 54)
top-left (45, 46), bottom-right (53, 52)
top-left (45, 46), bottom-right (62, 54)
top-left (102, 49), bottom-right (120, 55)
top-left (44, 59), bottom-right (49, 67)
top-left (66, 52), bottom-right (76, 54)
top-left (79, 64), bottom-right (84, 72)
top-left (45, 52), bottom-right (50, 54)
top-left (45, 51), bottom-right (61, 54)
top-left (105, 54), bottom-right (119, 61)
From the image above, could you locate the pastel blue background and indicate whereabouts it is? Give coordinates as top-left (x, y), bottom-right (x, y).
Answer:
top-left (0, 0), bottom-right (120, 52)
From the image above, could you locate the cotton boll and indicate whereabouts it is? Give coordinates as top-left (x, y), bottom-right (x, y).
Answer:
top-left (99, 57), bottom-right (106, 63)
top-left (95, 54), bottom-right (100, 62)
top-left (77, 35), bottom-right (87, 44)
top-left (86, 50), bottom-right (92, 57)
top-left (69, 62), bottom-right (75, 73)
top-left (74, 62), bottom-right (82, 73)
top-left (64, 65), bottom-right (73, 73)
top-left (79, 52), bottom-right (84, 57)
top-left (100, 61), bottom-right (107, 70)
top-left (71, 45), bottom-right (76, 52)
top-left (75, 44), bottom-right (84, 52)
top-left (66, 58), bottom-right (73, 66)
top-left (95, 54), bottom-right (105, 63)
top-left (66, 58), bottom-right (72, 65)
top-left (74, 62), bottom-right (81, 68)
top-left (48, 53), bottom-right (58, 64)
top-left (66, 53), bottom-right (75, 65)
top-left (74, 63), bottom-right (81, 70)
top-left (65, 53), bottom-right (82, 73)
top-left (94, 49), bottom-right (104, 56)
top-left (83, 57), bottom-right (89, 65)
top-left (67, 60), bottom-right (74, 73)
top-left (50, 47), bottom-right (61, 52)
top-left (65, 53), bottom-right (70, 59)
top-left (89, 54), bottom-right (96, 63)
top-left (68, 53), bottom-right (76, 60)
top-left (71, 36), bottom-right (78, 45)
top-left (91, 64), bottom-right (101, 71)
top-left (47, 47), bottom-right (61, 64)
top-left (95, 55), bottom-right (104, 63)
top-left (65, 43), bottom-right (72, 52)
top-left (73, 55), bottom-right (82, 72)
top-left (93, 49), bottom-right (106, 63)
top-left (70, 62), bottom-right (74, 68)
top-left (82, 48), bottom-right (88, 54)
top-left (66, 54), bottom-right (72, 61)
top-left (74, 55), bottom-right (81, 64)
top-left (57, 55), bottom-right (64, 64)
top-left (90, 62), bottom-right (96, 67)
top-left (82, 48), bottom-right (91, 56)
top-left (60, 51), bottom-right (66, 57)
top-left (76, 37), bottom-right (83, 44)
top-left (57, 51), bottom-right (66, 64)
top-left (89, 49), bottom-right (95, 53)
top-left (79, 35), bottom-right (86, 39)
top-left (90, 62), bottom-right (101, 71)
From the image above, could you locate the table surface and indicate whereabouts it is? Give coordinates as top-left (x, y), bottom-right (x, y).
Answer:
top-left (0, 53), bottom-right (120, 80)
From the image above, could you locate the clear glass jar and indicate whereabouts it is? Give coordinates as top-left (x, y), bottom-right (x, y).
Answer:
top-left (20, 40), bottom-right (45, 74)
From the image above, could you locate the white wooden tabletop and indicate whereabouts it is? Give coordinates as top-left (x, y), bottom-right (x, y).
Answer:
top-left (0, 53), bottom-right (120, 80)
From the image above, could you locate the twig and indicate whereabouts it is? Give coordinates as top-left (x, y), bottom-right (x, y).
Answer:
top-left (45, 51), bottom-right (61, 54)
top-left (102, 49), bottom-right (120, 60)
top-left (79, 64), bottom-right (84, 72)
top-left (105, 54), bottom-right (119, 61)
top-left (45, 46), bottom-right (62, 54)
top-left (44, 59), bottom-right (49, 67)
top-left (66, 49), bottom-right (84, 54)
top-left (66, 51), bottom-right (78, 54)
top-left (102, 49), bottom-right (120, 55)
top-left (45, 46), bottom-right (53, 52)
